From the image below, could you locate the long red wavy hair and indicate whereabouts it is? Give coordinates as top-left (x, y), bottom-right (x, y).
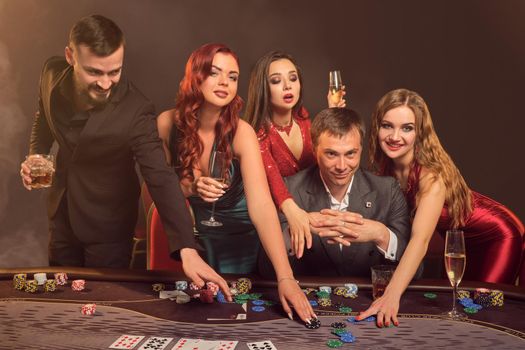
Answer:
top-left (173, 43), bottom-right (243, 181)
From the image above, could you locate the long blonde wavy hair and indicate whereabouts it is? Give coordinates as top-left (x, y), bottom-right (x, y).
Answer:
top-left (368, 89), bottom-right (472, 228)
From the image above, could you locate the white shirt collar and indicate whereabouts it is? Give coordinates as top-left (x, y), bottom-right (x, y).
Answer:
top-left (319, 171), bottom-right (355, 211)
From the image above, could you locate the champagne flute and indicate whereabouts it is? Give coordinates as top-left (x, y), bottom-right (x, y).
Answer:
top-left (443, 229), bottom-right (467, 320)
top-left (200, 150), bottom-right (226, 227)
top-left (329, 70), bottom-right (343, 105)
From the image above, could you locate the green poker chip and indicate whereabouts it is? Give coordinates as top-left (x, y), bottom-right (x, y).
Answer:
top-left (248, 293), bottom-right (262, 300)
top-left (264, 300), bottom-right (275, 306)
top-left (464, 307), bottom-right (478, 314)
top-left (235, 294), bottom-right (251, 300)
top-left (234, 299), bottom-right (247, 304)
top-left (424, 292), bottom-right (437, 299)
top-left (332, 328), bottom-right (348, 336)
top-left (317, 291), bottom-right (330, 298)
top-left (339, 306), bottom-right (353, 313)
top-left (326, 339), bottom-right (344, 348)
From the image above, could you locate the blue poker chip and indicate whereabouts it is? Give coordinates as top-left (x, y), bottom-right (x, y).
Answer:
top-left (364, 316), bottom-right (376, 322)
top-left (252, 299), bottom-right (266, 306)
top-left (340, 333), bottom-right (356, 343)
top-left (251, 306), bottom-right (266, 312)
top-left (216, 291), bottom-right (227, 303)
top-left (459, 297), bottom-right (473, 305)
top-left (347, 316), bottom-right (357, 323)
top-left (309, 300), bottom-right (318, 306)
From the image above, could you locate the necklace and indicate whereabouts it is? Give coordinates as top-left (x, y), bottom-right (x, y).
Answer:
top-left (272, 118), bottom-right (294, 136)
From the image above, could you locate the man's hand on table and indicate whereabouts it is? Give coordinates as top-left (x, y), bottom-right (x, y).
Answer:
top-left (180, 248), bottom-right (232, 302)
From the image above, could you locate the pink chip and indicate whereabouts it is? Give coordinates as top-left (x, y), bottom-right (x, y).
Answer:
top-left (189, 282), bottom-right (201, 291)
top-left (206, 282), bottom-right (220, 295)
top-left (71, 279), bottom-right (85, 291)
top-left (81, 303), bottom-right (96, 315)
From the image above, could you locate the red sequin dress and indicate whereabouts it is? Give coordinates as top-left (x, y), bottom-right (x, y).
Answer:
top-left (257, 109), bottom-right (316, 207)
top-left (404, 163), bottom-right (524, 284)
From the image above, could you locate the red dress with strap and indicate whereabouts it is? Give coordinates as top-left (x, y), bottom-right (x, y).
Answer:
top-left (404, 163), bottom-right (524, 284)
top-left (257, 108), bottom-right (316, 207)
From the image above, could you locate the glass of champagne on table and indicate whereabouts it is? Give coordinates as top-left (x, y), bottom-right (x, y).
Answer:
top-left (201, 150), bottom-right (226, 227)
top-left (329, 70), bottom-right (343, 105)
top-left (443, 229), bottom-right (467, 320)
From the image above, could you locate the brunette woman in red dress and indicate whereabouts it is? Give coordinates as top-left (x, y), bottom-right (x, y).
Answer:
top-left (358, 88), bottom-right (524, 327)
top-left (244, 51), bottom-right (345, 258)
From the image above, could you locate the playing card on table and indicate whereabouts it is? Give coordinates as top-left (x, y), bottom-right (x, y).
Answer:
top-left (170, 338), bottom-right (199, 350)
top-left (216, 340), bottom-right (238, 350)
top-left (246, 340), bottom-right (277, 350)
top-left (171, 338), bottom-right (230, 350)
top-left (109, 334), bottom-right (145, 349)
top-left (138, 336), bottom-right (173, 350)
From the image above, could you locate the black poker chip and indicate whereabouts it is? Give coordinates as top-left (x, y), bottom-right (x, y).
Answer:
top-left (330, 322), bottom-right (347, 329)
top-left (305, 318), bottom-right (321, 329)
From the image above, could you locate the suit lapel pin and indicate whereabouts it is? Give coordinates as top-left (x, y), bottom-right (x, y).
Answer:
top-left (365, 201), bottom-right (372, 208)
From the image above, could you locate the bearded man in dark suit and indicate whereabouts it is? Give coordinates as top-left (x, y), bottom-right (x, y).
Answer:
top-left (20, 15), bottom-right (229, 296)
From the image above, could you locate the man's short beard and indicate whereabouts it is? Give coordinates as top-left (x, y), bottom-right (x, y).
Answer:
top-left (73, 76), bottom-right (113, 108)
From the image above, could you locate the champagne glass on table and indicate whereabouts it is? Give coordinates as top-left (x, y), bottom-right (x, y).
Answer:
top-left (443, 229), bottom-right (467, 320)
top-left (329, 70), bottom-right (343, 105)
top-left (201, 150), bottom-right (226, 227)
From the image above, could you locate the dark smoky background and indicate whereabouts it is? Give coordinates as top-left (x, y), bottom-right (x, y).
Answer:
top-left (0, 0), bottom-right (523, 267)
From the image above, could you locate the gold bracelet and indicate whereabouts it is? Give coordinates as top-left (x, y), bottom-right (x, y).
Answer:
top-left (277, 277), bottom-right (299, 284)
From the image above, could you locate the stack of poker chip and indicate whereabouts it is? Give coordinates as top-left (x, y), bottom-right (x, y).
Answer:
top-left (216, 290), bottom-right (227, 303)
top-left (152, 283), bottom-right (165, 292)
top-left (24, 280), bottom-right (38, 293)
top-left (33, 273), bottom-right (47, 285)
top-left (80, 303), bottom-right (97, 315)
top-left (344, 283), bottom-right (358, 298)
top-left (206, 282), bottom-right (220, 296)
top-left (316, 290), bottom-right (332, 307)
top-left (334, 287), bottom-right (347, 296)
top-left (175, 280), bottom-right (188, 291)
top-left (199, 289), bottom-right (214, 303)
top-left (13, 273), bottom-right (27, 290)
top-left (473, 288), bottom-right (493, 307)
top-left (44, 279), bottom-right (57, 292)
top-left (189, 282), bottom-right (201, 291)
top-left (489, 289), bottom-right (504, 306)
top-left (457, 290), bottom-right (470, 300)
top-left (236, 278), bottom-right (252, 294)
top-left (54, 272), bottom-right (68, 286)
top-left (71, 279), bottom-right (86, 291)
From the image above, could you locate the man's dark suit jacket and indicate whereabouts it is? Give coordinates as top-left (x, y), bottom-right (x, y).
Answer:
top-left (283, 166), bottom-right (410, 277)
top-left (30, 56), bottom-right (200, 255)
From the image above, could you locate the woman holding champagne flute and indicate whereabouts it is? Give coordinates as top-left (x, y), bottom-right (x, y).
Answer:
top-left (244, 51), bottom-right (345, 258)
top-left (358, 88), bottom-right (524, 327)
top-left (157, 43), bottom-right (316, 322)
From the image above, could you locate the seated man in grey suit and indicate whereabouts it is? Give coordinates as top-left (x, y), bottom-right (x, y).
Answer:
top-left (274, 107), bottom-right (411, 277)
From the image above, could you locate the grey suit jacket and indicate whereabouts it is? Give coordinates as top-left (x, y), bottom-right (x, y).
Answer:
top-left (284, 166), bottom-right (410, 277)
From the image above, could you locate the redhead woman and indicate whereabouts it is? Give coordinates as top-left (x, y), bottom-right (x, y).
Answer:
top-left (244, 51), bottom-right (345, 258)
top-left (358, 88), bottom-right (524, 327)
top-left (157, 43), bottom-right (315, 322)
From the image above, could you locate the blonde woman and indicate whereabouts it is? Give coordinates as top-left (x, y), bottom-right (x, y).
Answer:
top-left (359, 88), bottom-right (524, 327)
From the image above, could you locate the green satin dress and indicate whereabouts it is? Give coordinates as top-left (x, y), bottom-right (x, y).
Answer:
top-left (170, 129), bottom-right (260, 274)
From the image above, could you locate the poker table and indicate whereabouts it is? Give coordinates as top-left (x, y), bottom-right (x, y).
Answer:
top-left (1, 267), bottom-right (524, 350)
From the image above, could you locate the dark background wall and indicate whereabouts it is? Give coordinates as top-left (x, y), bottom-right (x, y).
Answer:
top-left (0, 0), bottom-right (523, 267)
